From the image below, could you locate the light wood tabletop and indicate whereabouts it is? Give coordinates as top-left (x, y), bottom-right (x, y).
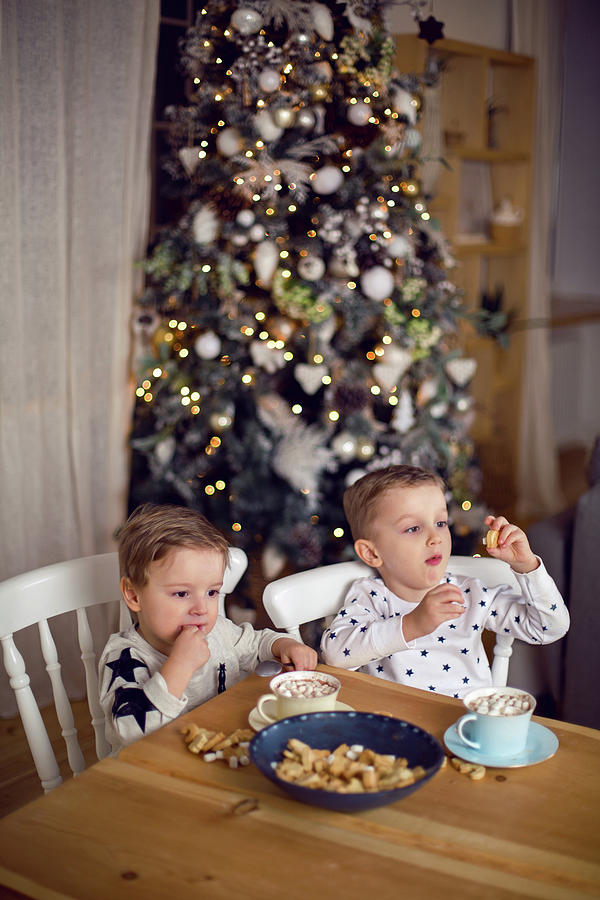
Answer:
top-left (0, 666), bottom-right (598, 900)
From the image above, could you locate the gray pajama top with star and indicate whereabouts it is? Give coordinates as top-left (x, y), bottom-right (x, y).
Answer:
top-left (98, 617), bottom-right (281, 754)
top-left (320, 559), bottom-right (569, 698)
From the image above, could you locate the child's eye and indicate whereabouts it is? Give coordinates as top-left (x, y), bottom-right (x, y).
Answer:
top-left (405, 525), bottom-right (420, 534)
top-left (173, 590), bottom-right (189, 599)
top-left (207, 589), bottom-right (220, 598)
top-left (436, 520), bottom-right (449, 529)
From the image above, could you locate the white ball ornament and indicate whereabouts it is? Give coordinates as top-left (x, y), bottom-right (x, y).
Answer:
top-left (296, 108), bottom-right (316, 133)
top-left (392, 88), bottom-right (417, 125)
top-left (430, 401), bottom-right (448, 419)
top-left (231, 7), bottom-right (262, 34)
top-left (236, 209), bottom-right (255, 228)
top-left (387, 234), bottom-right (411, 259)
top-left (216, 127), bottom-right (243, 157)
top-left (360, 266), bottom-right (395, 301)
top-left (258, 68), bottom-right (281, 93)
top-left (311, 165), bottom-right (344, 195)
top-left (194, 330), bottom-right (221, 359)
top-left (249, 223), bottom-right (266, 242)
top-left (332, 431), bottom-right (358, 461)
top-left (254, 109), bottom-right (283, 142)
top-left (347, 102), bottom-right (372, 127)
top-left (346, 468), bottom-right (367, 487)
top-left (297, 255), bottom-right (326, 281)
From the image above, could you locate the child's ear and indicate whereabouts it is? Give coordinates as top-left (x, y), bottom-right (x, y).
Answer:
top-left (121, 576), bottom-right (141, 612)
top-left (354, 538), bottom-right (383, 568)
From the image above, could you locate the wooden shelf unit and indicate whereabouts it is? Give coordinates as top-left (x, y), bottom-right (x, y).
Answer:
top-left (394, 36), bottom-right (536, 513)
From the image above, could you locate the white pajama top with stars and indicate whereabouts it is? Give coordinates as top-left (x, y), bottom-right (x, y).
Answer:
top-left (98, 617), bottom-right (281, 754)
top-left (320, 559), bottom-right (569, 698)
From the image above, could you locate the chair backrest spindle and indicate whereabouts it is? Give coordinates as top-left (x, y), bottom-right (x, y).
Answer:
top-left (38, 617), bottom-right (86, 777)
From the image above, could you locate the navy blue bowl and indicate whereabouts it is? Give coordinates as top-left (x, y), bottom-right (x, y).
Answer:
top-left (249, 711), bottom-right (444, 812)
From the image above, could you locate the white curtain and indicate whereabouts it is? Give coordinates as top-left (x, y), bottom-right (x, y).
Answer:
top-left (0, 0), bottom-right (159, 714)
top-left (512, 0), bottom-right (566, 518)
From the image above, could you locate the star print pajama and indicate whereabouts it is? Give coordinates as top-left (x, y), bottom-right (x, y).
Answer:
top-left (320, 559), bottom-right (569, 698)
top-left (98, 617), bottom-right (281, 754)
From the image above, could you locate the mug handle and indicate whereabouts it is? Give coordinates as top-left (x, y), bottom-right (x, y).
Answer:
top-left (456, 713), bottom-right (481, 750)
top-left (256, 693), bottom-right (278, 723)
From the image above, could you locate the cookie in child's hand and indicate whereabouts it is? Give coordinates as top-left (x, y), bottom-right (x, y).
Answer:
top-left (484, 529), bottom-right (499, 549)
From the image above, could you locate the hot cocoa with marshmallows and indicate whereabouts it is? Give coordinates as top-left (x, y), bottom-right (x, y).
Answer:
top-left (256, 670), bottom-right (341, 724)
top-left (275, 674), bottom-right (338, 699)
top-left (466, 689), bottom-right (532, 717)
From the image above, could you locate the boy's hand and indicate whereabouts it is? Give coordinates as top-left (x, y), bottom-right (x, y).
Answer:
top-left (484, 515), bottom-right (539, 574)
top-left (272, 637), bottom-right (318, 671)
top-left (161, 625), bottom-right (211, 698)
top-left (402, 583), bottom-right (465, 642)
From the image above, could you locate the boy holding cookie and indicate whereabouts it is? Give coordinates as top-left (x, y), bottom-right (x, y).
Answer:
top-left (99, 504), bottom-right (316, 753)
top-left (320, 465), bottom-right (569, 698)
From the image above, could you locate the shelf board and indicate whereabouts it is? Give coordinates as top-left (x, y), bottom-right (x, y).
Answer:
top-left (443, 147), bottom-right (531, 163)
top-left (453, 238), bottom-right (528, 256)
top-left (428, 37), bottom-right (534, 67)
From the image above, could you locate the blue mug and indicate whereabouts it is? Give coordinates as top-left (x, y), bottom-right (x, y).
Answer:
top-left (456, 687), bottom-right (535, 757)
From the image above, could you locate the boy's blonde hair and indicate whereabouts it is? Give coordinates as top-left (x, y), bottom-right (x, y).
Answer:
top-left (117, 503), bottom-right (230, 587)
top-left (343, 465), bottom-right (445, 542)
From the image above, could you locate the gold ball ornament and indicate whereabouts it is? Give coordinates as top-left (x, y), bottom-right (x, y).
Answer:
top-left (401, 179), bottom-right (420, 196)
top-left (272, 107), bottom-right (296, 129)
top-left (356, 437), bottom-right (375, 460)
top-left (311, 84), bottom-right (330, 102)
top-left (210, 410), bottom-right (234, 431)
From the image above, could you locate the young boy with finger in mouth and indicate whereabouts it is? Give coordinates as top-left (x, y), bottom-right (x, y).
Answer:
top-left (99, 504), bottom-right (316, 753)
top-left (320, 465), bottom-right (569, 698)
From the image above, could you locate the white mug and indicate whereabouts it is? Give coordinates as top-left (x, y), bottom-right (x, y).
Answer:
top-left (456, 687), bottom-right (536, 757)
top-left (256, 670), bottom-right (341, 724)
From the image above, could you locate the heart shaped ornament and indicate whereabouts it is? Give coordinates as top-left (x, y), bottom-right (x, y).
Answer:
top-left (294, 363), bottom-right (328, 395)
top-left (373, 345), bottom-right (413, 391)
top-left (445, 357), bottom-right (477, 386)
top-left (178, 147), bottom-right (203, 176)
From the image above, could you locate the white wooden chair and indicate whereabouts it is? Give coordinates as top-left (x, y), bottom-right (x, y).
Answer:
top-left (0, 546), bottom-right (248, 793)
top-left (262, 555), bottom-right (520, 687)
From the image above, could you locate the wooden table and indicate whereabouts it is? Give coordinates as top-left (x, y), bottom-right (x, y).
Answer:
top-left (1, 666), bottom-right (599, 899)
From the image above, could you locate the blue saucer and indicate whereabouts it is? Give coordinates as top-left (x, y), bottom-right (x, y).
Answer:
top-left (444, 720), bottom-right (559, 768)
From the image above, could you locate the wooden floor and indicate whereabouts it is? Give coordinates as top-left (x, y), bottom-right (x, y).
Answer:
top-left (0, 444), bottom-right (592, 820)
top-left (0, 700), bottom-right (99, 818)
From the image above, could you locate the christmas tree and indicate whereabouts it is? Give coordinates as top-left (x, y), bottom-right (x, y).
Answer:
top-left (129, 0), bottom-right (485, 586)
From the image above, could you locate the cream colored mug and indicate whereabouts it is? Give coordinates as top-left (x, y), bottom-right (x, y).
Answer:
top-left (256, 670), bottom-right (341, 724)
